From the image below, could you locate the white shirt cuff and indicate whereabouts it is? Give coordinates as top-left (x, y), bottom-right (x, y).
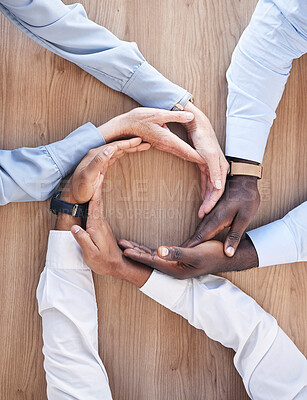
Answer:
top-left (140, 270), bottom-right (188, 309)
top-left (45, 230), bottom-right (90, 270)
top-left (247, 219), bottom-right (298, 268)
top-left (226, 117), bottom-right (270, 163)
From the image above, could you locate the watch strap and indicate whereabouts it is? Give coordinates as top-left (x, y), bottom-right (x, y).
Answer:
top-left (50, 192), bottom-right (89, 217)
top-left (172, 94), bottom-right (194, 111)
top-left (229, 161), bottom-right (263, 179)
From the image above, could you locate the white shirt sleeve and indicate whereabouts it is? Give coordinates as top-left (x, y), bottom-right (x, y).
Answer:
top-left (36, 231), bottom-right (113, 400)
top-left (141, 270), bottom-right (307, 400)
top-left (226, 0), bottom-right (307, 162)
top-left (0, 0), bottom-right (189, 110)
top-left (247, 201), bottom-right (307, 268)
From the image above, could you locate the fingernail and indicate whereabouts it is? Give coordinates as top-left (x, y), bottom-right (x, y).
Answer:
top-left (226, 246), bottom-right (234, 257)
top-left (160, 247), bottom-right (169, 257)
top-left (71, 226), bottom-right (80, 234)
top-left (215, 179), bottom-right (222, 189)
top-left (103, 146), bottom-right (114, 156)
top-left (186, 112), bottom-right (194, 121)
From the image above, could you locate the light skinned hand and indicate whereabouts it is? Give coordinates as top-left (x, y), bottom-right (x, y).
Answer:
top-left (98, 107), bottom-right (204, 164)
top-left (61, 137), bottom-right (150, 204)
top-left (184, 102), bottom-right (229, 217)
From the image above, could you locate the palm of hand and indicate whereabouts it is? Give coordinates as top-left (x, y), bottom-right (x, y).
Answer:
top-left (118, 239), bottom-right (225, 279)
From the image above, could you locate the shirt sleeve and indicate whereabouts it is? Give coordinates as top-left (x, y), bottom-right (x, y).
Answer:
top-left (225, 0), bottom-right (307, 162)
top-left (247, 201), bottom-right (307, 268)
top-left (0, 122), bottom-right (105, 205)
top-left (141, 270), bottom-right (307, 400)
top-left (36, 230), bottom-right (113, 400)
top-left (0, 0), bottom-right (190, 110)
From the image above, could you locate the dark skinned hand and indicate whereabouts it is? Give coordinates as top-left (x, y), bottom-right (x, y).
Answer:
top-left (118, 236), bottom-right (258, 280)
top-left (182, 171), bottom-right (260, 257)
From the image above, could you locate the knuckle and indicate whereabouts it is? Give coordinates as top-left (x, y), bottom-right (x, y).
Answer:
top-left (171, 247), bottom-right (183, 260)
top-left (193, 232), bottom-right (203, 243)
top-left (93, 153), bottom-right (105, 164)
top-left (228, 231), bottom-right (241, 243)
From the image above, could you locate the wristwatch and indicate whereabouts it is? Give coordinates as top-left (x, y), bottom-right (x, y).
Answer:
top-left (50, 191), bottom-right (89, 217)
top-left (172, 94), bottom-right (194, 111)
top-left (228, 161), bottom-right (263, 179)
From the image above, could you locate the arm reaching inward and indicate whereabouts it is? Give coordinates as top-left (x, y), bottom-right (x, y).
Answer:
top-left (0, 123), bottom-right (104, 205)
top-left (36, 136), bottom-right (151, 398)
top-left (184, 0), bottom-right (307, 255)
top-left (120, 202), bottom-right (307, 277)
top-left (71, 182), bottom-right (307, 399)
top-left (140, 271), bottom-right (307, 400)
top-left (0, 0), bottom-right (228, 210)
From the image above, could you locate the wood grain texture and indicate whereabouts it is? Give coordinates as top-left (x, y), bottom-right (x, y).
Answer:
top-left (0, 0), bottom-right (306, 399)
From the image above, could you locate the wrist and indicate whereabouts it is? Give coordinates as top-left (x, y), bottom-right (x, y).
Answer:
top-left (55, 213), bottom-right (82, 231)
top-left (97, 114), bottom-right (127, 142)
top-left (227, 173), bottom-right (258, 184)
top-left (226, 156), bottom-right (259, 166)
top-left (60, 189), bottom-right (77, 204)
top-left (114, 256), bottom-right (152, 288)
top-left (231, 236), bottom-right (259, 271)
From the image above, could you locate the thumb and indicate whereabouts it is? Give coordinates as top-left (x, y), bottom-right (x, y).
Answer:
top-left (71, 225), bottom-right (96, 254)
top-left (157, 245), bottom-right (193, 263)
top-left (224, 216), bottom-right (246, 257)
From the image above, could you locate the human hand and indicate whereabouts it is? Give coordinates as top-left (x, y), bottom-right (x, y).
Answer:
top-left (98, 107), bottom-right (204, 164)
top-left (118, 236), bottom-right (258, 279)
top-left (60, 137), bottom-right (150, 204)
top-left (70, 176), bottom-right (152, 287)
top-left (182, 174), bottom-right (260, 257)
top-left (184, 102), bottom-right (229, 216)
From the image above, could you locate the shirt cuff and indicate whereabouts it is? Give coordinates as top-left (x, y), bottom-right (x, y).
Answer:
top-left (122, 61), bottom-right (191, 110)
top-left (226, 117), bottom-right (270, 163)
top-left (45, 122), bottom-right (105, 178)
top-left (247, 219), bottom-right (298, 268)
top-left (45, 230), bottom-right (90, 270)
top-left (140, 269), bottom-right (188, 309)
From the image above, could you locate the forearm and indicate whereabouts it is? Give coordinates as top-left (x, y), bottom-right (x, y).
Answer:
top-left (217, 236), bottom-right (259, 273)
top-left (226, 0), bottom-right (307, 162)
top-left (0, 0), bottom-right (189, 110)
top-left (0, 123), bottom-right (104, 205)
top-left (37, 230), bottom-right (113, 399)
top-left (140, 271), bottom-right (307, 399)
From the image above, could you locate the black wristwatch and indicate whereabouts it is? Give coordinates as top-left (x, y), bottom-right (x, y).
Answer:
top-left (50, 191), bottom-right (88, 218)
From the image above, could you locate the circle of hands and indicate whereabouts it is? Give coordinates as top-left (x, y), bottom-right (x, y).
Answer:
top-left (61, 105), bottom-right (259, 280)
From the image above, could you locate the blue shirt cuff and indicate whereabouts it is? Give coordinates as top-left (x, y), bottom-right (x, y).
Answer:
top-left (45, 122), bottom-right (105, 178)
top-left (122, 61), bottom-right (191, 110)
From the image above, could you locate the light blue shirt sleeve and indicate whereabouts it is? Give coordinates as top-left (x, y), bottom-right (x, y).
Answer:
top-left (247, 202), bottom-right (307, 267)
top-left (0, 123), bottom-right (105, 205)
top-left (0, 0), bottom-right (190, 110)
top-left (226, 0), bottom-right (307, 162)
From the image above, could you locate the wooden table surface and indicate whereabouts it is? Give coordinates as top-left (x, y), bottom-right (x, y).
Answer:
top-left (0, 1), bottom-right (306, 399)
